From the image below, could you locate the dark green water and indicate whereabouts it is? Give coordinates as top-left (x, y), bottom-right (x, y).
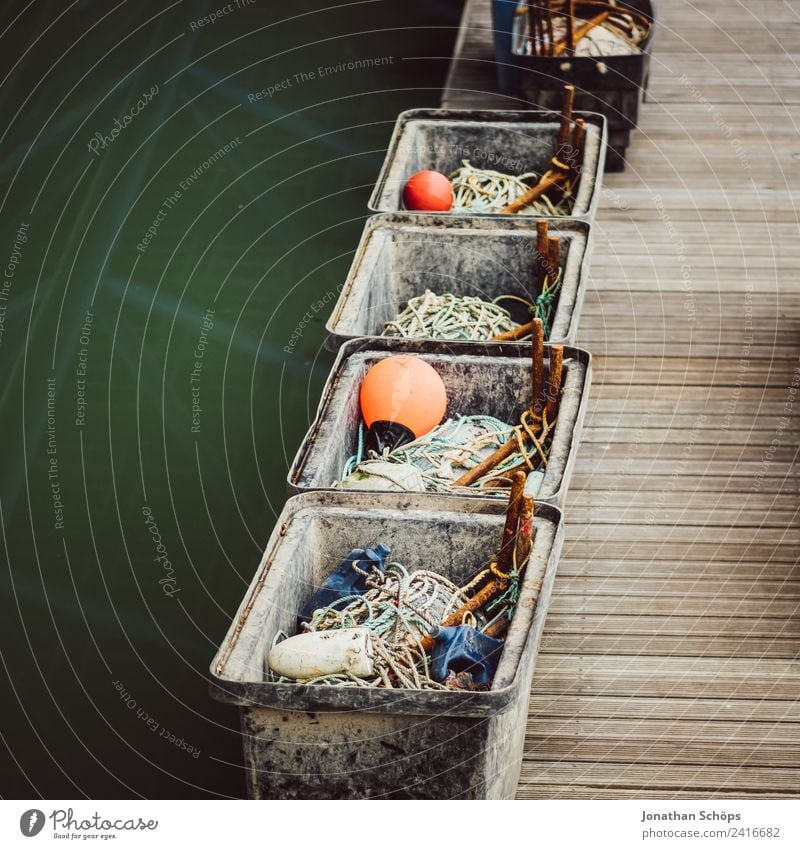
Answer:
top-left (0, 0), bottom-right (460, 799)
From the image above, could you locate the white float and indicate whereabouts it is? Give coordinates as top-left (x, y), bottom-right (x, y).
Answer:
top-left (268, 627), bottom-right (375, 680)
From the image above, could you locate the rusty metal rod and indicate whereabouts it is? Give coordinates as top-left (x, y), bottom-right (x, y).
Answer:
top-left (482, 615), bottom-right (510, 639)
top-left (553, 10), bottom-right (611, 56)
top-left (497, 88), bottom-right (577, 215)
top-left (451, 436), bottom-right (518, 488)
top-left (547, 234), bottom-right (561, 281)
top-left (423, 485), bottom-right (530, 650)
top-left (531, 317), bottom-right (545, 416)
top-left (500, 169), bottom-right (566, 214)
top-left (479, 460), bottom-right (530, 486)
top-left (482, 495), bottom-right (536, 640)
top-left (453, 319), bottom-right (544, 486)
top-left (491, 320), bottom-right (535, 342)
top-left (565, 0), bottom-right (576, 56)
top-left (545, 344), bottom-right (564, 422)
top-left (569, 116), bottom-right (586, 177)
top-left (536, 219), bottom-right (549, 289)
top-left (545, 1), bottom-right (555, 56)
top-left (557, 84), bottom-right (575, 149)
top-left (515, 494), bottom-right (535, 567)
top-left (497, 471), bottom-right (527, 575)
top-left (419, 576), bottom-right (506, 652)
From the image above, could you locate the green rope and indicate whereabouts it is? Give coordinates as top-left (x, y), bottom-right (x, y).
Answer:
top-left (493, 265), bottom-right (563, 339)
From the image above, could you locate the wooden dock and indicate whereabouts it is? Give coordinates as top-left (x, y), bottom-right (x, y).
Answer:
top-left (443, 0), bottom-right (800, 798)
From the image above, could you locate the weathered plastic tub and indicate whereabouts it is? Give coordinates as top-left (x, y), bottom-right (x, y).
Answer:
top-left (287, 338), bottom-right (591, 507)
top-left (210, 490), bottom-right (565, 799)
top-left (325, 213), bottom-right (593, 349)
top-left (368, 108), bottom-right (607, 220)
top-left (494, 0), bottom-right (656, 171)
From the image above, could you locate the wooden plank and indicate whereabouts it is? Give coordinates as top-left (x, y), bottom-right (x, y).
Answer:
top-left (557, 557), bottom-right (800, 579)
top-left (566, 507), bottom-right (800, 527)
top-left (567, 473), bottom-right (800, 495)
top-left (533, 656), bottom-right (800, 699)
top-left (563, 523), bottom-right (800, 545)
top-left (541, 614), bottom-right (800, 639)
top-left (523, 744), bottom-right (800, 770)
top-left (583, 412), bottom-right (799, 428)
top-left (549, 595), bottom-right (800, 619)
top-left (554, 576), bottom-right (800, 599)
top-left (517, 785), bottom-right (800, 799)
top-left (580, 385), bottom-right (799, 401)
top-left (517, 763), bottom-right (800, 793)
top-left (523, 743), bottom-right (800, 768)
top-left (575, 457), bottom-right (798, 476)
top-left (582, 431), bottom-right (799, 450)
top-left (541, 633), bottom-right (800, 659)
top-left (527, 695), bottom-right (800, 723)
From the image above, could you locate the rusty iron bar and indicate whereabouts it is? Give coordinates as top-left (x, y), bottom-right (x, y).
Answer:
top-left (536, 219), bottom-right (549, 290)
top-left (420, 483), bottom-right (531, 650)
top-left (451, 434), bottom-right (518, 487)
top-left (491, 320), bottom-right (536, 342)
top-left (497, 471), bottom-right (527, 575)
top-left (570, 117), bottom-right (586, 174)
top-left (482, 493), bottom-right (536, 640)
top-left (419, 576), bottom-right (504, 652)
top-left (500, 170), bottom-right (566, 214)
top-left (565, 0), bottom-right (576, 56)
top-left (553, 10), bottom-right (612, 56)
top-left (545, 344), bottom-right (564, 422)
top-left (531, 317), bottom-right (545, 417)
top-left (547, 234), bottom-right (561, 282)
top-left (453, 319), bottom-right (544, 486)
top-left (515, 494), bottom-right (535, 569)
top-left (545, 2), bottom-right (555, 56)
top-left (557, 84), bottom-right (575, 149)
top-left (501, 86), bottom-right (574, 214)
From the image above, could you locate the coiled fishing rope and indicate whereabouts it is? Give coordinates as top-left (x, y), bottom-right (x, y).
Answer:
top-left (380, 266), bottom-right (563, 342)
top-left (449, 159), bottom-right (573, 216)
top-left (269, 562), bottom-right (475, 689)
top-left (268, 555), bottom-right (528, 690)
top-left (340, 409), bottom-right (558, 492)
top-left (382, 291), bottom-right (516, 341)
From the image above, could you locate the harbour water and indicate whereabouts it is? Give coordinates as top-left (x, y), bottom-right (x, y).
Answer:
top-left (0, 0), bottom-right (460, 798)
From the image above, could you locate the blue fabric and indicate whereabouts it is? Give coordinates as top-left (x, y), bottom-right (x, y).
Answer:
top-left (430, 625), bottom-right (505, 686)
top-left (298, 544), bottom-right (391, 628)
top-left (492, 0), bottom-right (521, 94)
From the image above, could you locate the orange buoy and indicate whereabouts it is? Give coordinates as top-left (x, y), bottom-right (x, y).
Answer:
top-left (402, 170), bottom-right (454, 212)
top-left (360, 355), bottom-right (447, 453)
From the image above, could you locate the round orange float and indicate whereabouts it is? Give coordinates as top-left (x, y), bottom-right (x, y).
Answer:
top-left (402, 170), bottom-right (454, 212)
top-left (360, 355), bottom-right (447, 453)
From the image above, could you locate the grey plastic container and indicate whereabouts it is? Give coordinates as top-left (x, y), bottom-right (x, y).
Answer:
top-left (287, 337), bottom-right (591, 507)
top-left (325, 213), bottom-right (593, 349)
top-left (210, 490), bottom-right (565, 799)
top-left (368, 108), bottom-right (607, 220)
